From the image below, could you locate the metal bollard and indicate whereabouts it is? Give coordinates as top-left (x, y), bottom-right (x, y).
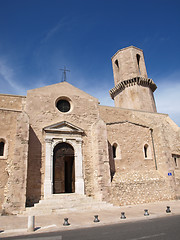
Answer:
top-left (144, 209), bottom-right (149, 216)
top-left (94, 215), bottom-right (100, 222)
top-left (121, 212), bottom-right (126, 219)
top-left (63, 218), bottom-right (70, 226)
top-left (166, 206), bottom-right (171, 213)
top-left (27, 216), bottom-right (35, 232)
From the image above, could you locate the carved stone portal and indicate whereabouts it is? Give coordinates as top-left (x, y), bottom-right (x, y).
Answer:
top-left (44, 121), bottom-right (84, 197)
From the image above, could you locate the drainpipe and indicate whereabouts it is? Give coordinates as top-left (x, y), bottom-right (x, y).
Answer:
top-left (150, 128), bottom-right (157, 170)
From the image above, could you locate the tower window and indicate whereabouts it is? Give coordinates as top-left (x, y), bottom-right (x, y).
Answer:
top-left (115, 59), bottom-right (119, 69)
top-left (136, 54), bottom-right (141, 75)
top-left (0, 141), bottom-right (5, 156)
top-left (112, 143), bottom-right (121, 159)
top-left (172, 154), bottom-right (180, 168)
top-left (144, 144), bottom-right (148, 158)
top-left (143, 144), bottom-right (152, 160)
top-left (174, 157), bottom-right (177, 167)
top-left (112, 144), bottom-right (117, 158)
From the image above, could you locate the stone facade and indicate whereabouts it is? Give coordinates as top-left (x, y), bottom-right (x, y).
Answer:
top-left (0, 94), bottom-right (29, 214)
top-left (0, 46), bottom-right (180, 214)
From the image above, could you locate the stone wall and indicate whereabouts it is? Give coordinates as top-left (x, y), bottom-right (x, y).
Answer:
top-left (2, 112), bottom-right (29, 214)
top-left (106, 121), bottom-right (155, 174)
top-left (0, 94), bottom-right (26, 111)
top-left (0, 95), bottom-right (29, 214)
top-left (99, 105), bottom-right (179, 205)
top-left (109, 170), bottom-right (174, 206)
top-left (91, 119), bottom-right (111, 201)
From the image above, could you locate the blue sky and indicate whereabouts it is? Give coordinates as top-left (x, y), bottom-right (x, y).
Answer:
top-left (0, 0), bottom-right (180, 125)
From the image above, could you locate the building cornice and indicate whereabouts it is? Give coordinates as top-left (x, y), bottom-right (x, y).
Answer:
top-left (109, 77), bottom-right (157, 100)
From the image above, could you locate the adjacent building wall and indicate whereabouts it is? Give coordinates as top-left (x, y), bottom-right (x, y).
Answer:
top-left (0, 95), bottom-right (29, 214)
top-left (99, 105), bottom-right (179, 205)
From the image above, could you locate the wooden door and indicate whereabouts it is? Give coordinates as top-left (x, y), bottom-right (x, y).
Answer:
top-left (53, 143), bottom-right (75, 194)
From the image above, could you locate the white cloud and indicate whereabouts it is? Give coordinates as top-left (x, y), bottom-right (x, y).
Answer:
top-left (155, 71), bottom-right (180, 126)
top-left (0, 60), bottom-right (17, 89)
top-left (71, 75), bottom-right (114, 106)
top-left (88, 86), bottom-right (114, 106)
top-left (0, 59), bottom-right (26, 95)
top-left (41, 18), bottom-right (68, 44)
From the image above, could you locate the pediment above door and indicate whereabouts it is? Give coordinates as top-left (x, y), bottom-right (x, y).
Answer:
top-left (43, 121), bottom-right (84, 135)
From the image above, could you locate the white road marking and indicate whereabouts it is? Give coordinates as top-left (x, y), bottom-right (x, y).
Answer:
top-left (13, 237), bottom-right (62, 240)
top-left (129, 232), bottom-right (166, 240)
top-left (38, 224), bottom-right (57, 230)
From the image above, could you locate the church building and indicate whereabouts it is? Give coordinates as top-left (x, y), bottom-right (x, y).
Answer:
top-left (0, 46), bottom-right (180, 214)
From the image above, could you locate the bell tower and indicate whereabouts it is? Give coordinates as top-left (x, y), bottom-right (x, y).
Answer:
top-left (109, 46), bottom-right (157, 113)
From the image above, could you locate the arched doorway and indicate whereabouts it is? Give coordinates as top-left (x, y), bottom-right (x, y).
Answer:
top-left (53, 142), bottom-right (75, 194)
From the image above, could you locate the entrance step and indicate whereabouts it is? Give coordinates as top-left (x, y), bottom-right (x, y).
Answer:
top-left (23, 194), bottom-right (116, 216)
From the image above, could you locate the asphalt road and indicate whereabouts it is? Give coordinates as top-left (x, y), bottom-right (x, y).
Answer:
top-left (3, 215), bottom-right (180, 240)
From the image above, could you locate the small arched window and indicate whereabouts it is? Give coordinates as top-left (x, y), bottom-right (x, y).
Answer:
top-left (0, 141), bottom-right (5, 156)
top-left (112, 143), bottom-right (121, 159)
top-left (143, 144), bottom-right (152, 160)
top-left (144, 144), bottom-right (148, 158)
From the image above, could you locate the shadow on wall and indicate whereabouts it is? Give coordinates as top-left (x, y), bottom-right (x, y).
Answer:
top-left (108, 141), bottom-right (116, 182)
top-left (26, 126), bottom-right (42, 207)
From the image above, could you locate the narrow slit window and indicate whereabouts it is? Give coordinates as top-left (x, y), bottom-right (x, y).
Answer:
top-left (144, 144), bottom-right (148, 158)
top-left (136, 54), bottom-right (141, 75)
top-left (172, 154), bottom-right (180, 168)
top-left (113, 144), bottom-right (117, 158)
top-left (174, 157), bottom-right (177, 167)
top-left (0, 141), bottom-right (5, 156)
top-left (115, 59), bottom-right (119, 69)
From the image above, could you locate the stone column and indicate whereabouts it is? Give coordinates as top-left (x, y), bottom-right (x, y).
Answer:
top-left (75, 139), bottom-right (84, 194)
top-left (44, 138), bottom-right (53, 197)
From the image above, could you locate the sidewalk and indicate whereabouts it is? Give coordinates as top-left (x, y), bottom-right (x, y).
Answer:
top-left (1, 199), bottom-right (180, 238)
